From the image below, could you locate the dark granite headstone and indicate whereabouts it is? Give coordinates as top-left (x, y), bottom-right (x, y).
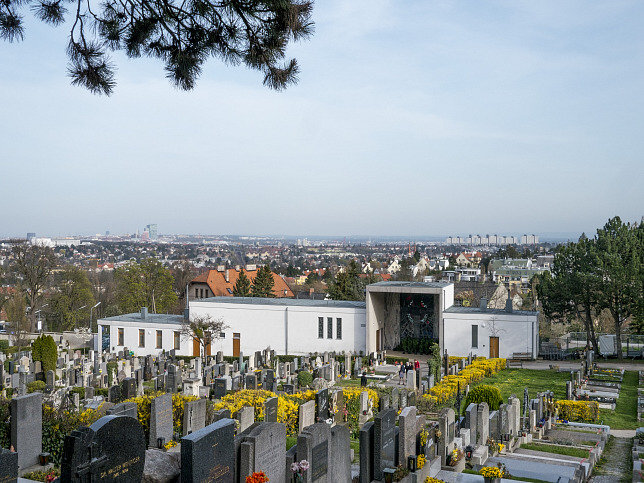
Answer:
top-left (374, 408), bottom-right (396, 480)
top-left (359, 421), bottom-right (374, 483)
top-left (0, 448), bottom-right (18, 483)
top-left (315, 388), bottom-right (330, 422)
top-left (245, 373), bottom-right (258, 390)
top-left (121, 377), bottom-right (136, 400)
top-left (181, 419), bottom-right (235, 482)
top-left (108, 385), bottom-right (121, 403)
top-left (213, 378), bottom-right (227, 399)
top-left (60, 415), bottom-right (145, 482)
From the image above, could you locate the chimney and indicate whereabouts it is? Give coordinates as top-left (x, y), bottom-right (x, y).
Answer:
top-left (505, 293), bottom-right (513, 313)
top-left (225, 270), bottom-right (230, 283)
top-left (479, 297), bottom-right (487, 310)
top-left (141, 307), bottom-right (148, 320)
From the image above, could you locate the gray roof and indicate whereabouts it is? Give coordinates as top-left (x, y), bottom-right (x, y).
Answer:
top-left (444, 306), bottom-right (538, 316)
top-left (197, 296), bottom-right (366, 309)
top-left (100, 313), bottom-right (184, 324)
top-left (368, 281), bottom-right (451, 289)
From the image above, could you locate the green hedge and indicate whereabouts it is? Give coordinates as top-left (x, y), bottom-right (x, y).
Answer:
top-left (27, 381), bottom-right (46, 393)
top-left (395, 338), bottom-right (435, 355)
top-left (463, 384), bottom-right (503, 410)
top-left (32, 335), bottom-right (57, 373)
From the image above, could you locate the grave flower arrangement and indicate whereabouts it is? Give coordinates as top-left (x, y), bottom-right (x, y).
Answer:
top-left (447, 448), bottom-right (463, 466)
top-left (245, 471), bottom-right (269, 483)
top-left (417, 454), bottom-right (426, 469)
top-left (480, 465), bottom-right (503, 480)
top-left (291, 459), bottom-right (309, 482)
top-left (424, 478), bottom-right (445, 483)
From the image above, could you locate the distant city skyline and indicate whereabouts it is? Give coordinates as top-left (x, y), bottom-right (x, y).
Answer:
top-left (1, 2), bottom-right (643, 236)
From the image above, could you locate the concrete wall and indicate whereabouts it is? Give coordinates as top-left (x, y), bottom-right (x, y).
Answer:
top-left (189, 301), bottom-right (366, 356)
top-left (442, 311), bottom-right (538, 359)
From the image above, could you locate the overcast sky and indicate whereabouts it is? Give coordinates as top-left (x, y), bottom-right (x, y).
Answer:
top-left (1, 1), bottom-right (642, 238)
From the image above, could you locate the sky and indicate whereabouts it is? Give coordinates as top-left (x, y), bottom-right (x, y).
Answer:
top-left (0, 1), bottom-right (642, 238)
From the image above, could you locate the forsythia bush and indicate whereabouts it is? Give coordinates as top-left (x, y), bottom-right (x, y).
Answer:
top-left (42, 405), bottom-right (103, 466)
top-left (123, 392), bottom-right (199, 439)
top-left (554, 400), bottom-right (599, 422)
top-left (421, 358), bottom-right (506, 408)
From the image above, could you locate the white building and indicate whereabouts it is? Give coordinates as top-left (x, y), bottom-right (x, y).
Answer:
top-left (97, 281), bottom-right (538, 359)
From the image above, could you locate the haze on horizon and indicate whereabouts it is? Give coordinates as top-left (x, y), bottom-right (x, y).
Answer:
top-left (1, 1), bottom-right (642, 238)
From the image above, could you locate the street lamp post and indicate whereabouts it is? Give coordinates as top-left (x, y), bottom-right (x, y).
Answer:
top-left (90, 302), bottom-right (101, 333)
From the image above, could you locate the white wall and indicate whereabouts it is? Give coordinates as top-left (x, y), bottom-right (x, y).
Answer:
top-left (98, 321), bottom-right (193, 357)
top-left (189, 301), bottom-right (367, 356)
top-left (442, 311), bottom-right (538, 359)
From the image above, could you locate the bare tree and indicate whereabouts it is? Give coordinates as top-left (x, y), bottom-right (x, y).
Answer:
top-left (171, 259), bottom-right (197, 310)
top-left (11, 242), bottom-right (57, 332)
top-left (180, 314), bottom-right (228, 358)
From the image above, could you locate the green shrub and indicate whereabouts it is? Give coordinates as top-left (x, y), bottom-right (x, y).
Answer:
top-left (0, 340), bottom-right (9, 351)
top-left (386, 356), bottom-right (409, 365)
top-left (27, 380), bottom-right (46, 393)
top-left (298, 370), bottom-right (313, 387)
top-left (395, 337), bottom-right (435, 355)
top-left (70, 387), bottom-right (86, 399)
top-left (95, 388), bottom-right (108, 398)
top-left (31, 334), bottom-right (57, 373)
top-left (463, 384), bottom-right (503, 410)
top-left (106, 361), bottom-right (118, 386)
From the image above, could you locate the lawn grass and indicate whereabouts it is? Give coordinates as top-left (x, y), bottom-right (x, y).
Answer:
top-left (598, 370), bottom-right (638, 429)
top-left (335, 378), bottom-right (361, 387)
top-left (520, 442), bottom-right (590, 458)
top-left (463, 369), bottom-right (569, 412)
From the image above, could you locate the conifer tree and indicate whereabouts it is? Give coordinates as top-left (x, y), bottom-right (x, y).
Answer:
top-left (251, 265), bottom-right (275, 298)
top-left (233, 269), bottom-right (252, 297)
top-left (0, 0), bottom-right (314, 94)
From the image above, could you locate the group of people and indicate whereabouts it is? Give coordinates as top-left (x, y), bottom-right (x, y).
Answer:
top-left (398, 359), bottom-right (420, 385)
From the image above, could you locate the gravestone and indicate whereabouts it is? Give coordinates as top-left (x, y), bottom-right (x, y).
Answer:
top-left (213, 379), bottom-right (227, 399)
top-left (465, 403), bottom-right (478, 446)
top-left (438, 407), bottom-right (456, 466)
top-left (333, 390), bottom-right (345, 424)
top-left (477, 402), bottom-right (489, 445)
top-left (167, 364), bottom-right (178, 393)
top-left (316, 388), bottom-right (330, 422)
top-left (181, 419), bottom-right (235, 482)
top-left (297, 423), bottom-right (331, 483)
top-left (265, 397), bottom-right (278, 423)
top-left (239, 423), bottom-right (286, 483)
top-left (238, 406), bottom-right (255, 433)
top-left (299, 400), bottom-right (316, 432)
top-left (10, 392), bottom-right (42, 469)
top-left (106, 401), bottom-right (137, 419)
top-left (359, 421), bottom-right (374, 483)
top-left (0, 448), bottom-right (18, 482)
top-left (245, 373), bottom-right (258, 390)
top-left (108, 385), bottom-right (121, 403)
top-left (183, 399), bottom-right (207, 436)
top-left (330, 424), bottom-right (351, 483)
top-left (398, 406), bottom-right (417, 468)
top-left (149, 393), bottom-right (173, 448)
top-left (60, 415), bottom-right (145, 482)
top-left (374, 408), bottom-right (396, 480)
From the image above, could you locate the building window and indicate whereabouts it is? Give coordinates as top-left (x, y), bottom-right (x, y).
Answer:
top-left (174, 331), bottom-right (180, 350)
top-left (156, 330), bottom-right (162, 349)
top-left (139, 329), bottom-right (145, 348)
top-left (220, 332), bottom-right (226, 338)
top-left (327, 317), bottom-right (333, 339)
top-left (336, 318), bottom-right (342, 340)
top-left (118, 328), bottom-right (124, 346)
top-left (472, 325), bottom-right (478, 348)
top-left (318, 317), bottom-right (324, 339)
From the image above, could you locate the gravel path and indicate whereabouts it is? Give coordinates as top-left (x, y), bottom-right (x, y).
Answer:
top-left (590, 436), bottom-right (632, 482)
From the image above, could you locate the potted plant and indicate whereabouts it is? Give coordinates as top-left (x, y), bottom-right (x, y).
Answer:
top-left (479, 465), bottom-right (503, 483)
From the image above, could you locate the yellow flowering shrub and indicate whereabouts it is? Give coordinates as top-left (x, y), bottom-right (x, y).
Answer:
top-left (421, 358), bottom-right (506, 410)
top-left (124, 391), bottom-right (199, 439)
top-left (554, 400), bottom-right (599, 422)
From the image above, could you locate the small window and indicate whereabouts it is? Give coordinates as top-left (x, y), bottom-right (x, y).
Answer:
top-left (139, 329), bottom-right (145, 348)
top-left (472, 325), bottom-right (478, 348)
top-left (327, 317), bottom-right (333, 339)
top-left (118, 328), bottom-right (124, 346)
top-left (174, 331), bottom-right (180, 350)
top-left (156, 330), bottom-right (162, 349)
top-left (336, 318), bottom-right (342, 340)
top-left (220, 332), bottom-right (226, 338)
top-left (318, 317), bottom-right (324, 339)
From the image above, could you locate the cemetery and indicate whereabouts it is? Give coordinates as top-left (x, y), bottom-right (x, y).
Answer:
top-left (0, 335), bottom-right (638, 482)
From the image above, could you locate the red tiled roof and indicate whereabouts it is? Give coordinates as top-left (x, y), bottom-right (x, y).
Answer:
top-left (190, 268), bottom-right (294, 298)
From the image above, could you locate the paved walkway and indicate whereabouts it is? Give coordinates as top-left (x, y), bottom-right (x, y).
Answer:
top-left (590, 436), bottom-right (632, 482)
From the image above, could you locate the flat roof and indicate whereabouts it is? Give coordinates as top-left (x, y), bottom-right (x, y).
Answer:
top-left (100, 313), bottom-right (184, 324)
top-left (444, 306), bottom-right (538, 316)
top-left (195, 296), bottom-right (366, 309)
top-left (368, 281), bottom-right (451, 289)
